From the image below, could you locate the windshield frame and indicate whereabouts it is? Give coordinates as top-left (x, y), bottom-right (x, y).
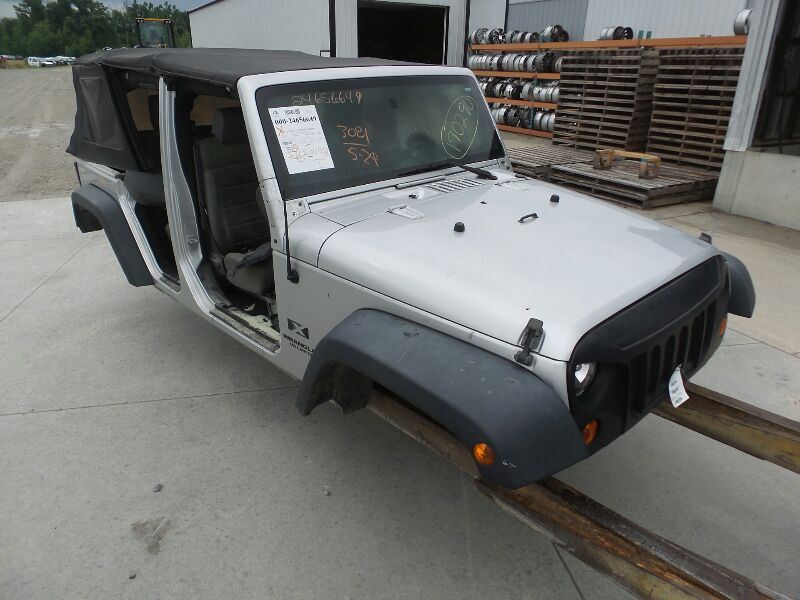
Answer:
top-left (239, 66), bottom-right (506, 205)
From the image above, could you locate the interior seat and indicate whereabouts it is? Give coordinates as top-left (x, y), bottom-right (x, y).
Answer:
top-left (135, 93), bottom-right (162, 167)
top-left (194, 107), bottom-right (273, 296)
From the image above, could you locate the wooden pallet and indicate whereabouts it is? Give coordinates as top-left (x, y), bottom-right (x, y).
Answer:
top-left (553, 48), bottom-right (658, 152)
top-left (472, 70), bottom-right (560, 80)
top-left (485, 97), bottom-right (558, 110)
top-left (645, 47), bottom-right (744, 172)
top-left (548, 160), bottom-right (718, 208)
top-left (504, 144), bottom-right (595, 176)
top-left (496, 124), bottom-right (553, 138)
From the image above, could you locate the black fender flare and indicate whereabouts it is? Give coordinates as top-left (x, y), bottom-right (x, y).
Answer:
top-left (71, 184), bottom-right (153, 287)
top-left (297, 310), bottom-right (588, 488)
top-left (720, 251), bottom-right (756, 318)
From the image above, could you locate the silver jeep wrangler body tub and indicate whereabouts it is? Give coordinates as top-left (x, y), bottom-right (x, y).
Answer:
top-left (66, 48), bottom-right (755, 488)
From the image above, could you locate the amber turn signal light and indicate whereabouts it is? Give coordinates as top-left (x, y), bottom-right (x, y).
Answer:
top-left (718, 316), bottom-right (728, 337)
top-left (582, 420), bottom-right (599, 445)
top-left (473, 442), bottom-right (495, 466)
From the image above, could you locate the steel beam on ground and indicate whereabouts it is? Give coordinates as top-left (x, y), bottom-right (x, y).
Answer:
top-left (655, 383), bottom-right (800, 475)
top-left (367, 390), bottom-right (791, 600)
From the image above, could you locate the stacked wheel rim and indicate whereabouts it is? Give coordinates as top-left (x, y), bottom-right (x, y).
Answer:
top-left (487, 27), bottom-right (504, 44)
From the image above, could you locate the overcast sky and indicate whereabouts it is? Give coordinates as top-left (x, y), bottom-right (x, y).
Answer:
top-left (0, 0), bottom-right (203, 19)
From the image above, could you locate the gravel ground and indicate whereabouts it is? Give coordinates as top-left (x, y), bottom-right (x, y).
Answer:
top-left (0, 68), bottom-right (77, 202)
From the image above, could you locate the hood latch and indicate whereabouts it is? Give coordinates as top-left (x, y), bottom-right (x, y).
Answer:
top-left (514, 318), bottom-right (544, 366)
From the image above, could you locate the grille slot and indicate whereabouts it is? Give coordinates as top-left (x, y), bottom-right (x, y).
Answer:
top-left (629, 301), bottom-right (716, 414)
top-left (424, 178), bottom-right (486, 193)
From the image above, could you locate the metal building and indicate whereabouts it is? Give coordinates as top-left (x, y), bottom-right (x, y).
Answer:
top-left (582, 0), bottom-right (749, 40)
top-left (504, 0), bottom-right (751, 41)
top-left (188, 0), bottom-right (504, 67)
top-left (189, 0), bottom-right (754, 63)
top-left (715, 0), bottom-right (800, 230)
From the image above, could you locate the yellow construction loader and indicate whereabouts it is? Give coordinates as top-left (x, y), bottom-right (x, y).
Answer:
top-left (134, 17), bottom-right (175, 48)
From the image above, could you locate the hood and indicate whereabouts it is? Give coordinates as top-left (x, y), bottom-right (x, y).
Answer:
top-left (315, 177), bottom-right (719, 361)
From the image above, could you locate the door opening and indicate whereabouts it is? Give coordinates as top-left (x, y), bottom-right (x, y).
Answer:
top-left (357, 1), bottom-right (448, 65)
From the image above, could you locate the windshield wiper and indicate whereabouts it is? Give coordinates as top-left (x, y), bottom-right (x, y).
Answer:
top-left (397, 162), bottom-right (498, 181)
top-left (450, 162), bottom-right (498, 180)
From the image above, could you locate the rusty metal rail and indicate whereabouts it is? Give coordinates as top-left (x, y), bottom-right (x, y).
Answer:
top-left (367, 391), bottom-right (794, 600)
top-left (655, 383), bottom-right (800, 475)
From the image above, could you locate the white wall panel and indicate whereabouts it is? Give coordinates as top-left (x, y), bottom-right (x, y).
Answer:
top-left (335, 0), bottom-right (358, 58)
top-left (583, 0), bottom-right (748, 40)
top-left (507, 0), bottom-right (589, 40)
top-left (336, 0), bottom-right (468, 66)
top-left (190, 0), bottom-right (331, 54)
top-left (191, 0), bottom-right (469, 66)
top-left (469, 0), bottom-right (507, 32)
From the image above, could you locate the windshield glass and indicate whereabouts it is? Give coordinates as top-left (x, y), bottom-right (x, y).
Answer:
top-left (256, 75), bottom-right (504, 200)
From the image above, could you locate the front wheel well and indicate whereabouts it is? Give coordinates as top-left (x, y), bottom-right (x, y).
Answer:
top-left (306, 362), bottom-right (374, 414)
top-left (296, 310), bottom-right (588, 489)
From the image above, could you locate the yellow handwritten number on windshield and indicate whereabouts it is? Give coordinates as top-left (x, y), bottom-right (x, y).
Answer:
top-left (441, 96), bottom-right (478, 160)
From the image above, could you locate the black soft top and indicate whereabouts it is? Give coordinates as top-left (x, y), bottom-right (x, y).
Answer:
top-left (76, 47), bottom-right (416, 87)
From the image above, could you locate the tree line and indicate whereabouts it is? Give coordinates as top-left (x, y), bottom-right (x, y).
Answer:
top-left (0, 0), bottom-right (191, 58)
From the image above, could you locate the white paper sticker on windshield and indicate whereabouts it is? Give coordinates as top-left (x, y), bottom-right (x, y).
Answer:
top-left (269, 105), bottom-right (334, 174)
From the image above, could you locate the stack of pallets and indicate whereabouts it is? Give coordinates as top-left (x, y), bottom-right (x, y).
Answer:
top-left (548, 160), bottom-right (719, 208)
top-left (646, 47), bottom-right (744, 171)
top-left (553, 48), bottom-right (658, 152)
top-left (504, 143), bottom-right (594, 177)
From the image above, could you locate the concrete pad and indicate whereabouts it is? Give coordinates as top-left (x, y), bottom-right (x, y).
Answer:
top-left (0, 237), bottom-right (90, 322)
top-left (0, 197), bottom-right (90, 320)
top-left (693, 341), bottom-right (800, 420)
top-left (0, 390), bottom-right (582, 600)
top-left (662, 209), bottom-right (800, 253)
top-left (720, 328), bottom-right (759, 346)
top-left (559, 415), bottom-right (800, 596)
top-left (630, 201), bottom-right (713, 221)
top-left (0, 196), bottom-right (77, 242)
top-left (0, 241), bottom-right (295, 414)
top-left (558, 550), bottom-right (635, 600)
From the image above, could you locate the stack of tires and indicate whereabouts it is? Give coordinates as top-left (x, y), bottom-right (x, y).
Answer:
top-left (530, 110), bottom-right (555, 132)
top-left (478, 78), bottom-right (525, 100)
top-left (477, 78), bottom-right (559, 106)
top-left (489, 105), bottom-right (524, 127)
top-left (468, 25), bottom-right (566, 134)
top-left (469, 25), bottom-right (569, 46)
top-left (520, 81), bottom-right (559, 104)
top-left (598, 26), bottom-right (634, 40)
top-left (466, 51), bottom-right (561, 74)
top-left (487, 103), bottom-right (555, 133)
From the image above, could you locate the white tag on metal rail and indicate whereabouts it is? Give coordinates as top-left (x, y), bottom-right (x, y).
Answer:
top-left (668, 366), bottom-right (690, 408)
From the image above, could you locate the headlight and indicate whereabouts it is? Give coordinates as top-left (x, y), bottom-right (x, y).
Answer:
top-left (573, 362), bottom-right (596, 396)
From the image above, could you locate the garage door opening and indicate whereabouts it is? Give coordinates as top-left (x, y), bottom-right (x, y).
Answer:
top-left (357, 1), bottom-right (448, 65)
